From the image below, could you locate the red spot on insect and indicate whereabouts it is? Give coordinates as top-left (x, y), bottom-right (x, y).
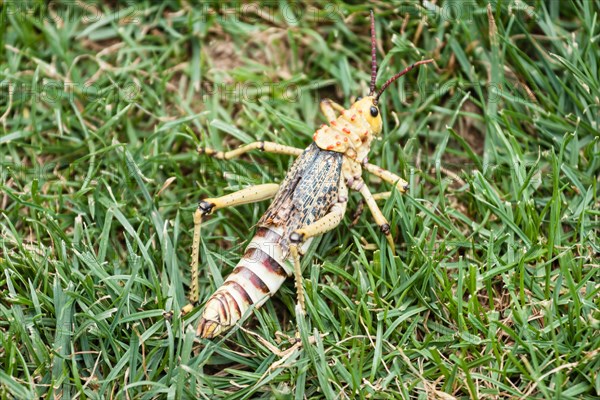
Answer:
top-left (313, 134), bottom-right (317, 141)
top-left (350, 115), bottom-right (356, 121)
top-left (335, 135), bottom-right (340, 140)
top-left (327, 145), bottom-right (334, 150)
top-left (330, 120), bottom-right (337, 126)
top-left (363, 130), bottom-right (368, 136)
top-left (357, 109), bottom-right (362, 114)
top-left (344, 137), bottom-right (348, 142)
top-left (336, 141), bottom-right (341, 146)
top-left (342, 128), bottom-right (350, 134)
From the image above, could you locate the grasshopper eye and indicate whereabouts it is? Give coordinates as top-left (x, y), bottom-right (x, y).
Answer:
top-left (370, 106), bottom-right (379, 117)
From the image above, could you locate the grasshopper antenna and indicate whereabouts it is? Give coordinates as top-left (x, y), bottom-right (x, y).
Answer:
top-left (375, 59), bottom-right (434, 103)
top-left (369, 10), bottom-right (377, 97)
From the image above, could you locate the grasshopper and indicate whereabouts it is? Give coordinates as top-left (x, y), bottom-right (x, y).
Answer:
top-left (185, 11), bottom-right (433, 338)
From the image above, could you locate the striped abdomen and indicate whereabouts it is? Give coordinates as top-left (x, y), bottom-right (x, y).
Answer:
top-left (197, 226), bottom-right (294, 338)
top-left (197, 144), bottom-right (340, 338)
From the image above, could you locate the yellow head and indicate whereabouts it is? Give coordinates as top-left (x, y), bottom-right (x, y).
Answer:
top-left (356, 11), bottom-right (433, 137)
top-left (313, 11), bottom-right (433, 159)
top-left (350, 95), bottom-right (382, 135)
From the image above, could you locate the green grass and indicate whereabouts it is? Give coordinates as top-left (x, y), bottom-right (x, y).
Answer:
top-left (1, 1), bottom-right (599, 398)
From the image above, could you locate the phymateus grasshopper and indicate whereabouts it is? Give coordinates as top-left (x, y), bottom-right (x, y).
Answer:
top-left (184, 11), bottom-right (433, 338)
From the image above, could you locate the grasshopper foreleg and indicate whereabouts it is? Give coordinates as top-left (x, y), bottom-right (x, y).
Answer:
top-left (288, 179), bottom-right (349, 315)
top-left (182, 183), bottom-right (280, 315)
top-left (320, 98), bottom-right (347, 121)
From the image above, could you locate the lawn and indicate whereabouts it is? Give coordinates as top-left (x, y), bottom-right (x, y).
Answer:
top-left (1, 1), bottom-right (599, 399)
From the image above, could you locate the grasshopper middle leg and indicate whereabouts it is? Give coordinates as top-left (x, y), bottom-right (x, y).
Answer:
top-left (356, 182), bottom-right (396, 254)
top-left (182, 183), bottom-right (280, 315)
top-left (288, 180), bottom-right (349, 314)
top-left (199, 141), bottom-right (303, 160)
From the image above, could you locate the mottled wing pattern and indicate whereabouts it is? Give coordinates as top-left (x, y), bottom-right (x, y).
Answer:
top-left (258, 142), bottom-right (343, 254)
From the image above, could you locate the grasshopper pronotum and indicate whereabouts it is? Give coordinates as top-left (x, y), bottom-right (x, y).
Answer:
top-left (185, 11), bottom-right (433, 338)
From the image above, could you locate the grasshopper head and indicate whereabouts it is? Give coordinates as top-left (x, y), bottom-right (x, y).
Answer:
top-left (351, 96), bottom-right (382, 135)
top-left (360, 11), bottom-right (433, 135)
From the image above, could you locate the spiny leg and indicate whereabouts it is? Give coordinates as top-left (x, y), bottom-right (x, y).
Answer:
top-left (356, 182), bottom-right (396, 254)
top-left (182, 183), bottom-right (280, 315)
top-left (288, 246), bottom-right (305, 315)
top-left (289, 181), bottom-right (348, 314)
top-left (199, 141), bottom-right (303, 160)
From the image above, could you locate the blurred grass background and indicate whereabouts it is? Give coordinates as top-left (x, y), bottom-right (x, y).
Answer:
top-left (1, 0), bottom-right (599, 399)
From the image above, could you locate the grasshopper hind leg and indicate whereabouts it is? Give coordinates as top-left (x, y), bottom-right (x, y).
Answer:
top-left (181, 184), bottom-right (280, 319)
top-left (180, 206), bottom-right (206, 315)
top-left (288, 243), bottom-right (306, 315)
